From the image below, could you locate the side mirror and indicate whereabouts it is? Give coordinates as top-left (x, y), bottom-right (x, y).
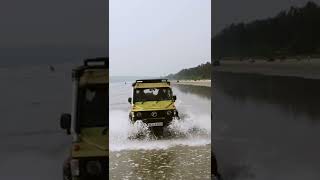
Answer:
top-left (128, 97), bottom-right (132, 104)
top-left (173, 95), bottom-right (177, 101)
top-left (60, 113), bottom-right (71, 135)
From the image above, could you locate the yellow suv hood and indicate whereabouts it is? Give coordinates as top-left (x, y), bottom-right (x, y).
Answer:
top-left (72, 127), bottom-right (108, 158)
top-left (132, 100), bottom-right (175, 111)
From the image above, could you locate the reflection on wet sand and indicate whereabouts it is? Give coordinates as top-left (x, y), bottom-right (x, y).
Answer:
top-left (173, 84), bottom-right (211, 100)
top-left (213, 71), bottom-right (320, 180)
top-left (214, 71), bottom-right (320, 121)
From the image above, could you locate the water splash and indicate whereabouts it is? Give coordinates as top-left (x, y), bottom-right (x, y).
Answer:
top-left (109, 110), bottom-right (211, 152)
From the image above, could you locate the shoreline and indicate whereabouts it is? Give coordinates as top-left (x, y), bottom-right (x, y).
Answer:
top-left (171, 80), bottom-right (211, 87)
top-left (213, 59), bottom-right (320, 80)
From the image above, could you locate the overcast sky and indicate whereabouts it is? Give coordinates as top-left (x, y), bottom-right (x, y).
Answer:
top-left (0, 0), bottom-right (107, 66)
top-left (213, 0), bottom-right (320, 36)
top-left (110, 0), bottom-right (211, 77)
top-left (3, 0), bottom-right (318, 68)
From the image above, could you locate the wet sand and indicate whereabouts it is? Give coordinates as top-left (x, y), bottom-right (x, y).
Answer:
top-left (171, 80), bottom-right (211, 87)
top-left (213, 71), bottom-right (320, 180)
top-left (110, 145), bottom-right (211, 180)
top-left (213, 59), bottom-right (320, 79)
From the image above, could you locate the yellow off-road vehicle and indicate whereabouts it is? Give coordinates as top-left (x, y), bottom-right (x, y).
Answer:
top-left (128, 79), bottom-right (180, 136)
top-left (60, 58), bottom-right (108, 180)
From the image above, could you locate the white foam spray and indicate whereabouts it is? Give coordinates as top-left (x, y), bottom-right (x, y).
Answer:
top-left (109, 110), bottom-right (211, 152)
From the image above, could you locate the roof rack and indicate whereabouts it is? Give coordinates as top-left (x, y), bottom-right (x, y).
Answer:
top-left (73, 57), bottom-right (108, 79)
top-left (135, 79), bottom-right (169, 83)
top-left (84, 57), bottom-right (108, 67)
top-left (133, 79), bottom-right (170, 87)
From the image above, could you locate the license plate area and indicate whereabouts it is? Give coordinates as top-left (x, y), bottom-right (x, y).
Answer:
top-left (148, 122), bottom-right (163, 127)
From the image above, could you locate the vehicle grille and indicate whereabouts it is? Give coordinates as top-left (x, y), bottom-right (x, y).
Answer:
top-left (140, 110), bottom-right (167, 119)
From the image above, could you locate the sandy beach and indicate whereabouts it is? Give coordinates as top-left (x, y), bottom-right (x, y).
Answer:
top-left (213, 59), bottom-right (320, 79)
top-left (171, 80), bottom-right (211, 87)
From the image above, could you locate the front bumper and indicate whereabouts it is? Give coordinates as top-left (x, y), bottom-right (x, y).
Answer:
top-left (131, 110), bottom-right (179, 126)
top-left (141, 117), bottom-right (172, 127)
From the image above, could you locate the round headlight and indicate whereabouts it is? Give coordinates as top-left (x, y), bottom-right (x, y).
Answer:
top-left (166, 110), bottom-right (172, 116)
top-left (136, 112), bottom-right (142, 118)
top-left (86, 161), bottom-right (102, 175)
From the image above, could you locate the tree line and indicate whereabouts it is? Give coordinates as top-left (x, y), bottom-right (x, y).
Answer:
top-left (166, 62), bottom-right (211, 80)
top-left (212, 1), bottom-right (320, 59)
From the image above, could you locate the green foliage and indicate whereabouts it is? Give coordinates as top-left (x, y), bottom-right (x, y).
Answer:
top-left (212, 1), bottom-right (320, 58)
top-left (166, 62), bottom-right (211, 80)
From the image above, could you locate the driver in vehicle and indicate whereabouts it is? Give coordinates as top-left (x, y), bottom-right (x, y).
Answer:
top-left (157, 88), bottom-right (167, 100)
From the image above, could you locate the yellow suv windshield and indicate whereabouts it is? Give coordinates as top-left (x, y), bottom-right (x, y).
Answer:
top-left (133, 87), bottom-right (172, 103)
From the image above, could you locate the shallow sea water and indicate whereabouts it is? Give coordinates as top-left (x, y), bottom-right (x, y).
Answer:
top-left (109, 81), bottom-right (211, 180)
